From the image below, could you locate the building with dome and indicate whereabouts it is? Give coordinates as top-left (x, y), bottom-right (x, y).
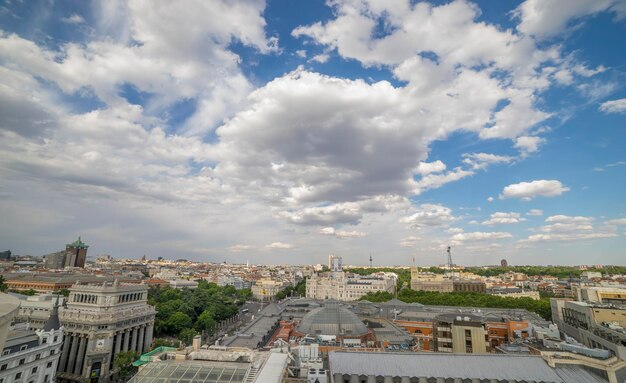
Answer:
top-left (294, 304), bottom-right (372, 344)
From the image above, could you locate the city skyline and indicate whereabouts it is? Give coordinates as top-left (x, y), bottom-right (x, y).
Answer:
top-left (1, 0), bottom-right (625, 265)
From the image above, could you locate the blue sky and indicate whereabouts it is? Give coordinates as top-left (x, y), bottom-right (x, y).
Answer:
top-left (0, 0), bottom-right (625, 266)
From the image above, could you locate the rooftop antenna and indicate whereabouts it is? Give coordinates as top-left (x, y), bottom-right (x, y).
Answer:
top-left (446, 246), bottom-right (453, 277)
top-left (369, 254), bottom-right (372, 268)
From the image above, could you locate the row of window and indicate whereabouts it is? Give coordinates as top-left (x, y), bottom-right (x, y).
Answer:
top-left (0, 350), bottom-right (57, 371)
top-left (0, 374), bottom-right (51, 383)
top-left (0, 361), bottom-right (54, 372)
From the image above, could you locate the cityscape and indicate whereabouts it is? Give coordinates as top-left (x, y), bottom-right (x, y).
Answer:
top-left (1, 1), bottom-right (625, 383)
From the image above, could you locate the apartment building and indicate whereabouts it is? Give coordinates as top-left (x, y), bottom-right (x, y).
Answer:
top-left (0, 310), bottom-right (63, 383)
top-left (551, 298), bottom-right (626, 360)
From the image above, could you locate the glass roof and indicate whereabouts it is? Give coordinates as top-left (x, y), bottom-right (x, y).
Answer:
top-left (128, 362), bottom-right (250, 383)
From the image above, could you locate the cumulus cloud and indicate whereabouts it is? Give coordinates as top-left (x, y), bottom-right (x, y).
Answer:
top-left (482, 212), bottom-right (525, 225)
top-left (228, 244), bottom-right (252, 252)
top-left (462, 153), bottom-right (514, 170)
top-left (62, 14), bottom-right (85, 24)
top-left (599, 98), bottom-right (626, 114)
top-left (606, 218), bottom-right (626, 225)
top-left (266, 242), bottom-right (293, 249)
top-left (520, 214), bottom-right (616, 243)
top-left (399, 236), bottom-right (421, 248)
top-left (319, 227), bottom-right (367, 239)
top-left (514, 0), bottom-right (623, 39)
top-left (500, 180), bottom-right (570, 201)
top-left (400, 204), bottom-right (457, 228)
top-left (487, 197), bottom-right (494, 203)
top-left (451, 231), bottom-right (512, 241)
top-left (415, 160), bottom-right (446, 176)
top-left (515, 136), bottom-right (546, 156)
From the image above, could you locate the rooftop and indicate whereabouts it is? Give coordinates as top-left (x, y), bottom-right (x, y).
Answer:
top-left (329, 351), bottom-right (566, 382)
top-left (298, 304), bottom-right (369, 337)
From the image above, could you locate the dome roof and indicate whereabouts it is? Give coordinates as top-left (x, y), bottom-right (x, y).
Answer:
top-left (298, 305), bottom-right (369, 336)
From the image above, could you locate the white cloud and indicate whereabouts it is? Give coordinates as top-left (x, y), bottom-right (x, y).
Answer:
top-left (310, 53), bottom-right (330, 63)
top-left (451, 231), bottom-right (512, 242)
top-left (228, 244), bottom-right (252, 252)
top-left (526, 209), bottom-right (543, 216)
top-left (514, 0), bottom-right (621, 39)
top-left (400, 204), bottom-right (457, 228)
top-left (482, 212), bottom-right (525, 225)
top-left (412, 167), bottom-right (474, 195)
top-left (500, 180), bottom-right (570, 201)
top-left (415, 160), bottom-right (446, 176)
top-left (319, 227), bottom-right (366, 239)
top-left (487, 197), bottom-right (494, 202)
top-left (399, 236), bottom-right (421, 247)
top-left (295, 49), bottom-right (307, 58)
top-left (521, 214), bottom-right (617, 243)
top-left (545, 215), bottom-right (593, 224)
top-left (462, 153), bottom-right (514, 170)
top-left (266, 242), bottom-right (293, 249)
top-left (606, 218), bottom-right (626, 225)
top-left (62, 14), bottom-right (85, 24)
top-left (599, 98), bottom-right (626, 114)
top-left (515, 136), bottom-right (546, 156)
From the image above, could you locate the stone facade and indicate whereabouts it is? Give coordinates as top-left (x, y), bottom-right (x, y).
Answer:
top-left (306, 272), bottom-right (396, 301)
top-left (56, 281), bottom-right (155, 383)
top-left (0, 308), bottom-right (63, 383)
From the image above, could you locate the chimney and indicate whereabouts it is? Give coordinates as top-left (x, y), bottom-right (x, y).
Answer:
top-left (192, 335), bottom-right (201, 350)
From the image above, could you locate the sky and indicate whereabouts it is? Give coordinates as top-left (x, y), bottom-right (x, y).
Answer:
top-left (0, 0), bottom-right (625, 266)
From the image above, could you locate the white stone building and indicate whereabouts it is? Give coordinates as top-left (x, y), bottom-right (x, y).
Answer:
top-left (306, 272), bottom-right (396, 301)
top-left (0, 305), bottom-right (63, 383)
top-left (56, 280), bottom-right (155, 383)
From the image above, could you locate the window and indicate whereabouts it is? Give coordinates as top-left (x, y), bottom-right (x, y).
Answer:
top-left (32, 367), bottom-right (38, 373)
top-left (16, 373), bottom-right (22, 379)
top-left (53, 336), bottom-right (58, 342)
top-left (2, 350), bottom-right (9, 356)
top-left (20, 345), bottom-right (28, 351)
top-left (44, 376), bottom-right (49, 383)
top-left (1, 364), bottom-right (7, 371)
top-left (42, 337), bottom-right (47, 344)
top-left (47, 362), bottom-right (53, 368)
top-left (19, 358), bottom-right (26, 365)
top-left (35, 354), bottom-right (40, 360)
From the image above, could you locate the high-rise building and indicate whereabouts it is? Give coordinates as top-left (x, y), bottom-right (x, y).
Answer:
top-left (43, 237), bottom-right (89, 269)
top-left (56, 280), bottom-right (156, 383)
top-left (328, 255), bottom-right (342, 272)
top-left (64, 237), bottom-right (89, 268)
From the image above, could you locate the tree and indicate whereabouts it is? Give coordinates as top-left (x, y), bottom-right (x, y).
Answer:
top-left (58, 288), bottom-right (70, 297)
top-left (179, 328), bottom-right (197, 345)
top-left (166, 312), bottom-right (193, 335)
top-left (0, 275), bottom-right (6, 292)
top-left (195, 310), bottom-right (217, 334)
top-left (113, 350), bottom-right (139, 382)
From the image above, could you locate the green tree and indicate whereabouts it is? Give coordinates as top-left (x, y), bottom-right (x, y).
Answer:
top-left (166, 312), bottom-right (193, 335)
top-left (113, 350), bottom-right (139, 382)
top-left (179, 328), bottom-right (197, 345)
top-left (195, 310), bottom-right (217, 334)
top-left (58, 288), bottom-right (70, 297)
top-left (0, 275), bottom-right (6, 292)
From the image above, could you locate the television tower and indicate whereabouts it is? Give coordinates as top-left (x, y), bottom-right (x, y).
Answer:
top-left (369, 254), bottom-right (373, 267)
top-left (446, 246), bottom-right (453, 271)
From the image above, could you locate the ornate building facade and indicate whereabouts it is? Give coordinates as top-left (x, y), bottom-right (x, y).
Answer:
top-left (57, 281), bottom-right (155, 383)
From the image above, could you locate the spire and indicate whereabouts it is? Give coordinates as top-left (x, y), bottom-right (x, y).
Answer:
top-left (43, 295), bottom-right (61, 331)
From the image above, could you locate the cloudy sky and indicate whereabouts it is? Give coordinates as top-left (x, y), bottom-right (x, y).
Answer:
top-left (1, 0), bottom-right (625, 266)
